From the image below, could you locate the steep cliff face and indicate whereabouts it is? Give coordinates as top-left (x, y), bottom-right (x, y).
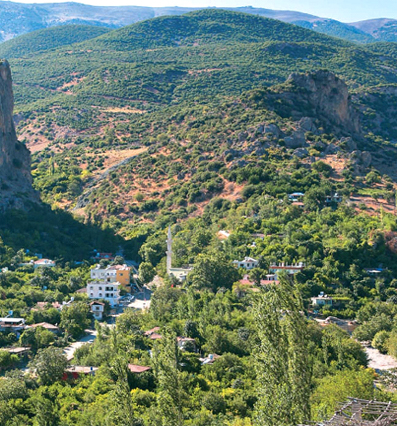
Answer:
top-left (257, 70), bottom-right (361, 136)
top-left (0, 60), bottom-right (37, 210)
top-left (286, 71), bottom-right (360, 134)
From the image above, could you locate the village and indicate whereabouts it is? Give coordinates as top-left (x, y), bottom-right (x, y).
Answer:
top-left (1, 221), bottom-right (395, 381)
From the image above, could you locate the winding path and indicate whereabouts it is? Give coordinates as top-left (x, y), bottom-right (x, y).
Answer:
top-left (63, 329), bottom-right (97, 361)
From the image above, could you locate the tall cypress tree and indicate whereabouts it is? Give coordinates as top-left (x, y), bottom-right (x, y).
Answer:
top-left (253, 275), bottom-right (312, 426)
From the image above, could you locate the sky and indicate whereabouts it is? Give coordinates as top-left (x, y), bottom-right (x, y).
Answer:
top-left (9, 0), bottom-right (397, 22)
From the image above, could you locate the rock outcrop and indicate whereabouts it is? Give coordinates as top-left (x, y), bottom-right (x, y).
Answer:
top-left (260, 71), bottom-right (361, 136)
top-left (0, 60), bottom-right (37, 210)
top-left (286, 71), bottom-right (360, 134)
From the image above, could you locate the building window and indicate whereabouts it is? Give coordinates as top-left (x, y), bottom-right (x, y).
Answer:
top-left (99, 287), bottom-right (102, 290)
top-left (99, 293), bottom-right (102, 297)
top-left (90, 286), bottom-right (93, 290)
top-left (90, 293), bottom-right (93, 297)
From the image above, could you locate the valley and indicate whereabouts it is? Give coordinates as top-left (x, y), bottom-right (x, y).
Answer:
top-left (2, 8), bottom-right (397, 426)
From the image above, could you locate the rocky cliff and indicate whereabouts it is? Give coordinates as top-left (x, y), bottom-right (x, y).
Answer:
top-left (0, 60), bottom-right (37, 210)
top-left (258, 70), bottom-right (361, 136)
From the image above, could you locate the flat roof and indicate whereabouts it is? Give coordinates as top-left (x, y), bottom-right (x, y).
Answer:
top-left (65, 366), bottom-right (98, 374)
top-left (2, 347), bottom-right (30, 354)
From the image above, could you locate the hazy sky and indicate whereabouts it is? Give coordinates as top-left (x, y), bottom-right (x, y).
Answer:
top-left (10, 0), bottom-right (397, 22)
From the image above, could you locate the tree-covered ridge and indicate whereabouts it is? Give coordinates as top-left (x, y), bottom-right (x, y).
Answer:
top-left (85, 9), bottom-right (349, 51)
top-left (0, 25), bottom-right (111, 59)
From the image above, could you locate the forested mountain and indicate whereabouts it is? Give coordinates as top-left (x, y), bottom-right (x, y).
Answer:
top-left (1, 0), bottom-right (397, 44)
top-left (4, 9), bottom-right (397, 226)
top-left (3, 9), bottom-right (397, 426)
top-left (0, 25), bottom-right (110, 59)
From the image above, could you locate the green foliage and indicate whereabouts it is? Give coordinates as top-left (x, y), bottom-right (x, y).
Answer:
top-left (253, 277), bottom-right (311, 425)
top-left (28, 347), bottom-right (68, 385)
top-left (311, 369), bottom-right (375, 421)
top-left (188, 251), bottom-right (239, 291)
top-left (60, 301), bottom-right (91, 338)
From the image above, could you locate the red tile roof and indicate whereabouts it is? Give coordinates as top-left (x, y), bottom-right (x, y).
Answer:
top-left (128, 364), bottom-right (151, 373)
top-left (144, 327), bottom-right (160, 336)
top-left (30, 322), bottom-right (59, 330)
top-left (149, 333), bottom-right (162, 340)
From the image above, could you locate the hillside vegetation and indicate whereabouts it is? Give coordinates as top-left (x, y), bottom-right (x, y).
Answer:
top-left (3, 9), bottom-right (397, 426)
top-left (0, 25), bottom-right (110, 59)
top-left (1, 1), bottom-right (397, 44)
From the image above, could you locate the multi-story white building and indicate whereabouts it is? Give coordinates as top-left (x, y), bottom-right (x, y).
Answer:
top-left (90, 265), bottom-right (117, 282)
top-left (87, 280), bottom-right (120, 307)
top-left (90, 264), bottom-right (131, 288)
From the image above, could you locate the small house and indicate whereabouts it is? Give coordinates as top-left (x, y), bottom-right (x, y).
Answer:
top-left (177, 337), bottom-right (196, 352)
top-left (233, 257), bottom-right (259, 270)
top-left (144, 327), bottom-right (162, 340)
top-left (63, 366), bottom-right (98, 380)
top-left (4, 347), bottom-right (30, 358)
top-left (288, 192), bottom-right (305, 202)
top-left (292, 201), bottom-right (304, 209)
top-left (200, 353), bottom-right (221, 365)
top-left (29, 322), bottom-right (59, 334)
top-left (311, 292), bottom-right (333, 307)
top-left (325, 193), bottom-right (343, 204)
top-left (269, 262), bottom-right (305, 276)
top-left (90, 301), bottom-right (105, 320)
top-left (33, 259), bottom-right (56, 270)
top-left (0, 318), bottom-right (26, 334)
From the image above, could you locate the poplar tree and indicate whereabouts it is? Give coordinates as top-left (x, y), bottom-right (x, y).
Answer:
top-left (253, 275), bottom-right (312, 426)
top-left (153, 330), bottom-right (187, 426)
top-left (109, 356), bottom-right (142, 426)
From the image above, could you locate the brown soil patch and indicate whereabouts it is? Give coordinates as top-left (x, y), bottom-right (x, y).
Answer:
top-left (100, 107), bottom-right (146, 114)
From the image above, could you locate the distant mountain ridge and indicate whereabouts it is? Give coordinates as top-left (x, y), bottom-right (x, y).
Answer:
top-left (0, 1), bottom-right (397, 44)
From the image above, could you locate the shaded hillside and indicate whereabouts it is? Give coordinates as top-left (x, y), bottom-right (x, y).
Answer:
top-left (296, 19), bottom-right (374, 44)
top-left (351, 18), bottom-right (397, 42)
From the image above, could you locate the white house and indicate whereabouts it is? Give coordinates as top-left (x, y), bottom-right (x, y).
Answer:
top-left (0, 318), bottom-right (26, 334)
top-left (33, 259), bottom-right (56, 270)
top-left (288, 192), bottom-right (305, 201)
top-left (233, 257), bottom-right (259, 270)
top-left (90, 301), bottom-right (105, 320)
top-left (269, 262), bottom-right (305, 276)
top-left (311, 292), bottom-right (333, 307)
top-left (325, 193), bottom-right (343, 204)
top-left (87, 281), bottom-right (120, 307)
top-left (169, 267), bottom-right (193, 282)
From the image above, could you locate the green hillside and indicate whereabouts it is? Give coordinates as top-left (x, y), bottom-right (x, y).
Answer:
top-left (6, 9), bottom-right (397, 114)
top-left (0, 24), bottom-right (110, 59)
top-left (4, 9), bottom-right (397, 426)
top-left (87, 9), bottom-right (348, 50)
top-left (2, 9), bottom-right (397, 223)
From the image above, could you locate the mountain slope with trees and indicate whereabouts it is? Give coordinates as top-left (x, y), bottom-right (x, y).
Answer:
top-left (2, 9), bottom-right (397, 426)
